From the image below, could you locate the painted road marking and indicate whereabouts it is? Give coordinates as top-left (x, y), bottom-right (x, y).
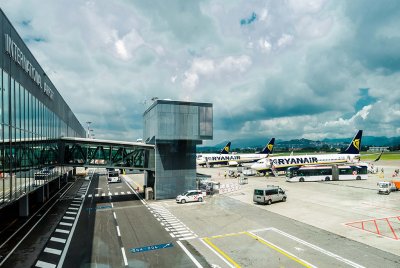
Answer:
top-left (177, 241), bottom-right (203, 268)
top-left (127, 191), bottom-right (131, 194)
top-left (266, 228), bottom-right (365, 268)
top-left (44, 247), bottom-right (62, 255)
top-left (55, 229), bottom-right (70, 234)
top-left (121, 247), bottom-right (128, 266)
top-left (101, 193), bottom-right (105, 197)
top-left (116, 226), bottom-right (121, 237)
top-left (203, 237), bottom-right (241, 268)
top-left (59, 222), bottom-right (73, 227)
top-left (95, 194), bottom-right (99, 197)
top-left (35, 260), bottom-right (56, 268)
top-left (66, 211), bottom-right (77, 215)
top-left (130, 242), bottom-right (173, 253)
top-left (88, 194), bottom-right (92, 198)
top-left (62, 216), bottom-right (75, 220)
top-left (121, 191), bottom-right (125, 195)
top-left (345, 215), bottom-right (400, 240)
top-left (202, 231), bottom-right (312, 268)
top-left (70, 203), bottom-right (80, 207)
top-left (179, 236), bottom-right (197, 241)
top-left (246, 232), bottom-right (314, 268)
top-left (50, 237), bottom-right (66, 244)
top-left (68, 207), bottom-right (79, 211)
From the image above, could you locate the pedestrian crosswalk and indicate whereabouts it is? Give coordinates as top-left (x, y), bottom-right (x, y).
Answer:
top-left (86, 191), bottom-right (132, 198)
top-left (149, 204), bottom-right (198, 241)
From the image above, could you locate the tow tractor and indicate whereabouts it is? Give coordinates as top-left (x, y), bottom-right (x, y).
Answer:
top-left (377, 180), bottom-right (400, 194)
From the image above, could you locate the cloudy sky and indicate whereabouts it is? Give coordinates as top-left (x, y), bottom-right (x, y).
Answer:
top-left (2, 0), bottom-right (400, 145)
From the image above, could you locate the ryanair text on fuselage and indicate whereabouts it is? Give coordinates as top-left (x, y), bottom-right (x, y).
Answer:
top-left (270, 157), bottom-right (318, 166)
top-left (205, 155), bottom-right (240, 162)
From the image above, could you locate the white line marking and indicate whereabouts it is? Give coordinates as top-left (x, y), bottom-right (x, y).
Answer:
top-left (174, 230), bottom-right (192, 235)
top-left (200, 239), bottom-right (234, 268)
top-left (121, 192), bottom-right (125, 195)
top-left (50, 237), bottom-right (67, 244)
top-left (108, 192), bottom-right (112, 196)
top-left (176, 232), bottom-right (194, 237)
top-left (44, 247), bottom-right (62, 255)
top-left (59, 222), bottom-right (73, 227)
top-left (66, 211), bottom-right (77, 215)
top-left (121, 247), bottom-right (128, 266)
top-left (165, 227), bottom-right (170, 231)
top-left (113, 212), bottom-right (117, 220)
top-left (102, 193), bottom-right (105, 196)
top-left (248, 231), bottom-right (316, 268)
top-left (268, 228), bottom-right (366, 268)
top-left (95, 194), bottom-right (99, 197)
top-left (111, 203), bottom-right (114, 208)
top-left (62, 216), bottom-right (75, 220)
top-left (170, 233), bottom-right (175, 237)
top-left (68, 207), bottom-right (79, 211)
top-left (71, 200), bottom-right (81, 203)
top-left (70, 203), bottom-right (80, 207)
top-left (179, 236), bottom-right (197, 240)
top-left (88, 194), bottom-right (92, 198)
top-left (172, 227), bottom-right (187, 231)
top-left (116, 226), bottom-right (121, 237)
top-left (114, 192), bottom-right (119, 195)
top-left (35, 260), bottom-right (56, 268)
top-left (127, 191), bottom-right (131, 194)
top-left (177, 241), bottom-right (203, 268)
top-left (55, 229), bottom-right (70, 234)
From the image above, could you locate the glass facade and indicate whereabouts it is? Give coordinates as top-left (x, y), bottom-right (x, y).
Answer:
top-left (0, 9), bottom-right (85, 207)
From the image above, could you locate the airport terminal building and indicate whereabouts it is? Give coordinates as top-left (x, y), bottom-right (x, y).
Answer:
top-left (0, 9), bottom-right (85, 210)
top-left (0, 9), bottom-right (213, 218)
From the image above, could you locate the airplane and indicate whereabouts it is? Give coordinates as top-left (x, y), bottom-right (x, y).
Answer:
top-left (196, 138), bottom-right (275, 167)
top-left (251, 130), bottom-right (363, 174)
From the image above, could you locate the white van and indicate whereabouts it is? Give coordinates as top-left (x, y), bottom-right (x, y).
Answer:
top-left (253, 186), bottom-right (286, 205)
top-left (107, 170), bottom-right (121, 183)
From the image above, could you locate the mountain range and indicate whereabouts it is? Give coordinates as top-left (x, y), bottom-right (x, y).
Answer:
top-left (199, 136), bottom-right (400, 151)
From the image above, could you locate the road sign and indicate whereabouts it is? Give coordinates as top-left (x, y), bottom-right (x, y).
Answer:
top-left (130, 242), bottom-right (173, 253)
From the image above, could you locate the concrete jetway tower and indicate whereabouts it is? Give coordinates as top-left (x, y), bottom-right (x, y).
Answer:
top-left (143, 100), bottom-right (213, 199)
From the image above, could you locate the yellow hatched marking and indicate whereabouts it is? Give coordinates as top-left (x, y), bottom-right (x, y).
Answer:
top-left (203, 237), bottom-right (241, 268)
top-left (244, 232), bottom-right (312, 268)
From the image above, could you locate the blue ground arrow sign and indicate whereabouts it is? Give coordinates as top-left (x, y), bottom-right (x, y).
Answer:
top-left (130, 242), bottom-right (173, 253)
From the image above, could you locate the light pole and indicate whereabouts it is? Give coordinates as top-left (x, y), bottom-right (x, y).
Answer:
top-left (86, 121), bottom-right (92, 139)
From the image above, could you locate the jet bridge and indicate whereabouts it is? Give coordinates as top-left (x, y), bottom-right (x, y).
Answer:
top-left (1, 137), bottom-right (155, 173)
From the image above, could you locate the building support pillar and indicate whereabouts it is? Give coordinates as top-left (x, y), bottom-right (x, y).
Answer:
top-left (36, 186), bottom-right (45, 203)
top-left (19, 195), bottom-right (29, 217)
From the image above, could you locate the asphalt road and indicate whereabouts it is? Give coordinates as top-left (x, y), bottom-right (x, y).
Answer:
top-left (63, 174), bottom-right (207, 267)
top-left (160, 194), bottom-right (400, 268)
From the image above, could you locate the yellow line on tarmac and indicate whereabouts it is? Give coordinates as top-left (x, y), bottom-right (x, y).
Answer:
top-left (244, 232), bottom-right (312, 268)
top-left (203, 237), bottom-right (241, 268)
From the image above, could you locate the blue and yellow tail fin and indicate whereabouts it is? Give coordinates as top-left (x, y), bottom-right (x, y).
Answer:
top-left (219, 142), bottom-right (231, 154)
top-left (260, 138), bottom-right (275, 154)
top-left (340, 130), bottom-right (362, 154)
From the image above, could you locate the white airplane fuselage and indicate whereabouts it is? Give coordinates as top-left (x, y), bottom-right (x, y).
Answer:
top-left (197, 153), bottom-right (269, 167)
top-left (251, 153), bottom-right (360, 172)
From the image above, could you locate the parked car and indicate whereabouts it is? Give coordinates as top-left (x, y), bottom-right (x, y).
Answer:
top-left (176, 190), bottom-right (204, 204)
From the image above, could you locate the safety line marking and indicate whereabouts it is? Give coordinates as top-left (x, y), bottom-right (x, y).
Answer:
top-left (246, 231), bottom-right (314, 268)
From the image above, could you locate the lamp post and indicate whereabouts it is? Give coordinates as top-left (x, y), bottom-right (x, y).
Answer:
top-left (86, 121), bottom-right (92, 139)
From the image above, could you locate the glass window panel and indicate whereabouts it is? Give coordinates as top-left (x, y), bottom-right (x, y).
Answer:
top-left (2, 70), bottom-right (9, 125)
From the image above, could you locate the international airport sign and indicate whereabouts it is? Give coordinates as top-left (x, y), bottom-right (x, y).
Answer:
top-left (4, 34), bottom-right (54, 100)
top-left (130, 242), bottom-right (173, 254)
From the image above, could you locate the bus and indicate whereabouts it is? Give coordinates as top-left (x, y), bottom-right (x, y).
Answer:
top-left (107, 170), bottom-right (121, 183)
top-left (286, 164), bottom-right (368, 182)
